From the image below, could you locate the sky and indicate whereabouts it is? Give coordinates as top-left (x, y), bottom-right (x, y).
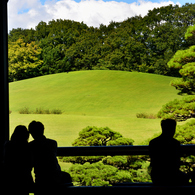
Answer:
top-left (8, 0), bottom-right (194, 31)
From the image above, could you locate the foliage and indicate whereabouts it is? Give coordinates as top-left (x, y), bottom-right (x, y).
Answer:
top-left (63, 126), bottom-right (134, 164)
top-left (143, 119), bottom-right (195, 145)
top-left (8, 39), bottom-right (42, 81)
top-left (175, 119), bottom-right (195, 144)
top-left (72, 126), bottom-right (125, 146)
top-left (19, 107), bottom-right (62, 114)
top-left (157, 96), bottom-right (195, 121)
top-left (153, 14), bottom-right (195, 177)
top-left (8, 4), bottom-right (195, 81)
top-left (68, 157), bottom-right (151, 186)
top-left (107, 137), bottom-right (134, 146)
top-left (158, 9), bottom-right (195, 126)
top-left (172, 120), bottom-right (195, 175)
top-left (143, 119), bottom-right (195, 175)
top-left (136, 113), bottom-right (157, 119)
top-left (62, 126), bottom-right (152, 185)
top-left (68, 162), bottom-right (133, 186)
top-left (66, 125), bottom-right (143, 185)
top-left (168, 23), bottom-right (195, 94)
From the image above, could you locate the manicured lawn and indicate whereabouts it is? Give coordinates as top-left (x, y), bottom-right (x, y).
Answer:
top-left (9, 70), bottom-right (181, 145)
top-left (10, 113), bottom-right (162, 145)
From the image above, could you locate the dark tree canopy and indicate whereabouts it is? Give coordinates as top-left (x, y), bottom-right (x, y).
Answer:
top-left (8, 3), bottom-right (195, 81)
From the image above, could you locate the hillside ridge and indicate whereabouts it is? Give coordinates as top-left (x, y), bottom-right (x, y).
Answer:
top-left (9, 70), bottom-right (181, 117)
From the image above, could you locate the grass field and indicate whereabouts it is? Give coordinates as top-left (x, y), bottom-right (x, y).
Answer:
top-left (9, 70), bottom-right (182, 145)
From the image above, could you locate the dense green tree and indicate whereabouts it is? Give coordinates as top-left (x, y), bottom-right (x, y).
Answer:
top-left (167, 23), bottom-right (195, 94)
top-left (62, 126), bottom-right (134, 164)
top-left (157, 96), bottom-right (195, 121)
top-left (156, 15), bottom-right (195, 176)
top-left (72, 126), bottom-right (133, 147)
top-left (69, 162), bottom-right (133, 186)
top-left (60, 126), bottom-right (151, 185)
top-left (157, 24), bottom-right (195, 121)
top-left (8, 28), bottom-right (36, 43)
top-left (65, 29), bottom-right (101, 71)
top-left (8, 39), bottom-right (42, 81)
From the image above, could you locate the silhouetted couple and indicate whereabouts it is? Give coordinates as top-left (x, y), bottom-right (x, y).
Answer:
top-left (3, 121), bottom-right (72, 195)
top-left (149, 119), bottom-right (189, 185)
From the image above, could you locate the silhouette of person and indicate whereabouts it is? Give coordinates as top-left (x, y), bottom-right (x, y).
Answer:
top-left (28, 120), bottom-right (72, 188)
top-left (149, 119), bottom-right (189, 185)
top-left (4, 125), bottom-right (34, 195)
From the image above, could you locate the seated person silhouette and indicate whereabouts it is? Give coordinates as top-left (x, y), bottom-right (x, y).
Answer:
top-left (4, 125), bottom-right (34, 195)
top-left (28, 121), bottom-right (72, 186)
top-left (149, 119), bottom-right (189, 185)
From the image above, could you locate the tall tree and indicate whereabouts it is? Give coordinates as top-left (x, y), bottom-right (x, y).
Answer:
top-left (168, 24), bottom-right (195, 94)
top-left (158, 24), bottom-right (195, 121)
top-left (8, 39), bottom-right (42, 81)
top-left (61, 126), bottom-right (151, 185)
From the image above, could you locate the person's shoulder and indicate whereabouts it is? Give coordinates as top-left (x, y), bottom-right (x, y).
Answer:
top-left (45, 138), bottom-right (57, 146)
top-left (46, 138), bottom-right (57, 143)
top-left (149, 135), bottom-right (161, 145)
top-left (173, 138), bottom-right (180, 145)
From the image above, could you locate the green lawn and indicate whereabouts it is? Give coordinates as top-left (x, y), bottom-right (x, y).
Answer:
top-left (9, 70), bottom-right (182, 145)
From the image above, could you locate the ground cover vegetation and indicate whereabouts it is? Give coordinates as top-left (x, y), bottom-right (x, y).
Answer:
top-left (8, 3), bottom-right (195, 81)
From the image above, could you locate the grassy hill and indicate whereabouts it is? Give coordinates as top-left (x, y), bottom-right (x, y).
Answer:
top-left (9, 70), bottom-right (181, 145)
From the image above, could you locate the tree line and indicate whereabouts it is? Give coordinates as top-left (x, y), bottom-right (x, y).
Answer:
top-left (8, 3), bottom-right (195, 81)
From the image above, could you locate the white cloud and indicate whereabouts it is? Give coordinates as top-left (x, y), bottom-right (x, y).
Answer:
top-left (8, 0), bottom-right (179, 31)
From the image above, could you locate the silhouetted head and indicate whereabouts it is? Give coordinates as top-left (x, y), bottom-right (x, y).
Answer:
top-left (161, 119), bottom-right (176, 138)
top-left (28, 120), bottom-right (44, 140)
top-left (11, 125), bottom-right (29, 142)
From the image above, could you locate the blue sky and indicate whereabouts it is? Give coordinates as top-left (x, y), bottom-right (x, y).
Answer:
top-left (8, 0), bottom-right (194, 30)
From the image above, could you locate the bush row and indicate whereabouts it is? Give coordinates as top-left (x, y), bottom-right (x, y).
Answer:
top-left (18, 107), bottom-right (62, 114)
top-left (136, 113), bottom-right (157, 119)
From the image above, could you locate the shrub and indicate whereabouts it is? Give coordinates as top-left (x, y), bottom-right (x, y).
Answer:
top-left (19, 107), bottom-right (62, 114)
top-left (62, 126), bottom-right (134, 164)
top-left (62, 126), bottom-right (152, 183)
top-left (136, 113), bottom-right (157, 119)
top-left (107, 137), bottom-right (134, 146)
top-left (157, 95), bottom-right (195, 121)
top-left (19, 107), bottom-right (31, 114)
top-left (51, 109), bottom-right (62, 114)
top-left (68, 162), bottom-right (133, 186)
top-left (35, 107), bottom-right (45, 114)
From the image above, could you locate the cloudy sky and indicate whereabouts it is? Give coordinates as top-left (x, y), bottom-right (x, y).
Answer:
top-left (7, 0), bottom-right (194, 31)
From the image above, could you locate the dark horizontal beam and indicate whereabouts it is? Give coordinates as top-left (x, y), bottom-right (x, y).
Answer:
top-left (57, 145), bottom-right (195, 156)
top-left (31, 185), bottom-right (195, 194)
top-left (57, 145), bottom-right (149, 156)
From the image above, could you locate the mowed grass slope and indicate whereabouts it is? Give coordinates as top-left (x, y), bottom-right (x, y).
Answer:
top-left (9, 70), bottom-right (181, 145)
